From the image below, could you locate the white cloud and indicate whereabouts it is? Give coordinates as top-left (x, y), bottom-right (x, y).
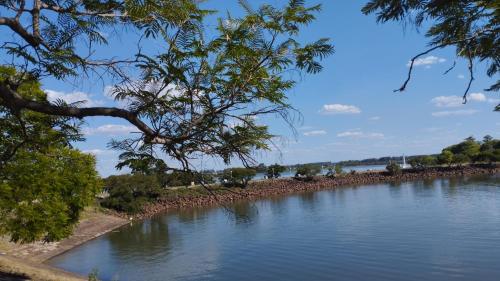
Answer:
top-left (408, 55), bottom-right (446, 67)
top-left (303, 130), bottom-right (327, 136)
top-left (45, 89), bottom-right (104, 106)
top-left (431, 95), bottom-right (463, 108)
top-left (320, 104), bottom-right (361, 115)
top-left (468, 92), bottom-right (486, 102)
top-left (468, 92), bottom-right (499, 104)
top-left (457, 74), bottom-right (465, 79)
top-left (84, 124), bottom-right (138, 136)
top-left (369, 116), bottom-right (381, 121)
top-left (431, 109), bottom-right (478, 117)
top-left (337, 130), bottom-right (384, 139)
top-left (431, 92), bottom-right (496, 108)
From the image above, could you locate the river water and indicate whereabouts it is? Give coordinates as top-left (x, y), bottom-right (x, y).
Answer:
top-left (49, 174), bottom-right (500, 281)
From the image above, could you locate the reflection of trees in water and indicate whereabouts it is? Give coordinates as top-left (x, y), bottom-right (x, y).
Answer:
top-left (411, 178), bottom-right (438, 198)
top-left (388, 181), bottom-right (403, 198)
top-left (232, 202), bottom-right (259, 225)
top-left (267, 196), bottom-right (289, 217)
top-left (107, 217), bottom-right (176, 259)
top-left (438, 175), bottom-right (499, 198)
top-left (298, 191), bottom-right (321, 213)
top-left (177, 208), bottom-right (211, 224)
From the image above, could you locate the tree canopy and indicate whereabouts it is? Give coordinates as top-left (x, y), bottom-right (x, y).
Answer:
top-left (363, 0), bottom-right (499, 111)
top-left (0, 0), bottom-right (334, 172)
top-left (0, 67), bottom-right (101, 243)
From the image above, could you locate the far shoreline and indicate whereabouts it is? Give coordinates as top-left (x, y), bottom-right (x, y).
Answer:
top-left (134, 164), bottom-right (499, 219)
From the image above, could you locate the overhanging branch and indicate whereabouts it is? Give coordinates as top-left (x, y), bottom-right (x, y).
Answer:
top-left (0, 82), bottom-right (173, 144)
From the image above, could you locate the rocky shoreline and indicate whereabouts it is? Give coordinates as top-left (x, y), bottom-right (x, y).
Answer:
top-left (135, 165), bottom-right (499, 219)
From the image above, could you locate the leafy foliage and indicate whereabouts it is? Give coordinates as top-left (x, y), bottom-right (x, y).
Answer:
top-left (438, 150), bottom-right (454, 167)
top-left (409, 156), bottom-right (436, 170)
top-left (438, 136), bottom-right (500, 166)
top-left (221, 168), bottom-right (256, 188)
top-left (294, 164), bottom-right (320, 181)
top-left (267, 163), bottom-right (286, 178)
top-left (0, 148), bottom-right (101, 243)
top-left (0, 0), bottom-right (333, 174)
top-left (0, 68), bottom-right (100, 243)
top-left (101, 174), bottom-right (162, 214)
top-left (0, 66), bottom-right (82, 169)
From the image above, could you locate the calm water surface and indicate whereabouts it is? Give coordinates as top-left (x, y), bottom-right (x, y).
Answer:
top-left (50, 175), bottom-right (500, 281)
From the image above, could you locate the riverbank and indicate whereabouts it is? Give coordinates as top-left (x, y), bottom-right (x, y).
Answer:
top-left (135, 165), bottom-right (499, 219)
top-left (1, 208), bottom-right (128, 280)
top-left (1, 165), bottom-right (497, 280)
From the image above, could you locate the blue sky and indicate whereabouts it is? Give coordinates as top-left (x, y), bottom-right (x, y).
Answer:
top-left (15, 0), bottom-right (499, 176)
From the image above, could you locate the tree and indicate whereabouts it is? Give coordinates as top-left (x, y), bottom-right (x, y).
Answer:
top-left (101, 174), bottom-right (162, 214)
top-left (0, 67), bottom-right (100, 243)
top-left (267, 164), bottom-right (286, 179)
top-left (363, 1), bottom-right (499, 111)
top-left (475, 151), bottom-right (500, 165)
top-left (0, 0), bottom-right (334, 174)
top-left (409, 155), bottom-right (436, 170)
top-left (444, 137), bottom-right (481, 160)
top-left (438, 150), bottom-right (454, 167)
top-left (222, 168), bottom-right (256, 188)
top-left (295, 164), bottom-right (320, 181)
top-left (452, 154), bottom-right (470, 167)
top-left (334, 164), bottom-right (344, 175)
top-left (0, 148), bottom-right (101, 243)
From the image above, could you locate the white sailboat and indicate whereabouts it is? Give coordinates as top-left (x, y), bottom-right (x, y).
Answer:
top-left (400, 155), bottom-right (410, 169)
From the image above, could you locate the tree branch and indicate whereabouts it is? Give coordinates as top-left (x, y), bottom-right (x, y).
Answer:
top-left (0, 82), bottom-right (173, 144)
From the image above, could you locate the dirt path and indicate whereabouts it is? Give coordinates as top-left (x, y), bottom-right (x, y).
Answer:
top-left (0, 209), bottom-right (128, 281)
top-left (2, 209), bottom-right (128, 263)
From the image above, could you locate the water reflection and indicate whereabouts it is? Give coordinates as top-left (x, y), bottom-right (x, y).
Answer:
top-left (107, 217), bottom-right (174, 260)
top-left (50, 175), bottom-right (500, 281)
top-left (231, 202), bottom-right (258, 225)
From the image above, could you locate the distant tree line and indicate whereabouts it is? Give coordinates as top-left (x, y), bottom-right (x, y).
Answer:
top-left (100, 135), bottom-right (499, 214)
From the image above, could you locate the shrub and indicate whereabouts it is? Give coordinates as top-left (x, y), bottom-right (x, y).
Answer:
top-left (386, 162), bottom-right (402, 175)
top-left (326, 165), bottom-right (344, 178)
top-left (295, 164), bottom-right (321, 181)
top-left (452, 154), bottom-right (469, 167)
top-left (438, 150), bottom-right (454, 167)
top-left (267, 164), bottom-right (286, 178)
top-left (222, 168), bottom-right (256, 188)
top-left (409, 156), bottom-right (436, 170)
top-left (101, 174), bottom-right (161, 213)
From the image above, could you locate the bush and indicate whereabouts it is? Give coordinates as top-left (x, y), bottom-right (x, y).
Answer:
top-left (0, 148), bottom-right (101, 243)
top-left (474, 151), bottom-right (500, 164)
top-left (326, 165), bottom-right (344, 178)
top-left (386, 162), bottom-right (401, 175)
top-left (409, 156), bottom-right (436, 170)
top-left (452, 154), bottom-right (469, 167)
top-left (295, 164), bottom-right (321, 181)
top-left (335, 165), bottom-right (344, 175)
top-left (267, 164), bottom-right (286, 178)
top-left (101, 174), bottom-right (161, 213)
top-left (438, 150), bottom-right (454, 166)
top-left (221, 168), bottom-right (256, 188)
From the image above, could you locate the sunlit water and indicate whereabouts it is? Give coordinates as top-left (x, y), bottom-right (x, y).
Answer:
top-left (49, 175), bottom-right (500, 281)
